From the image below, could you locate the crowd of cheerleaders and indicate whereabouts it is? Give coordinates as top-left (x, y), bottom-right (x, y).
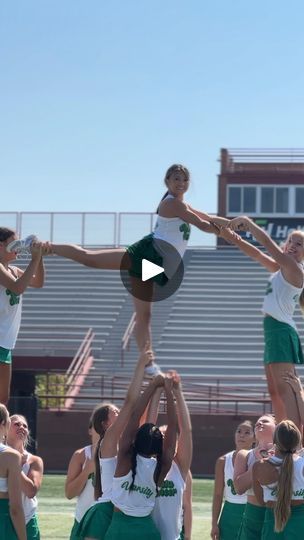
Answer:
top-left (1, 163), bottom-right (304, 538)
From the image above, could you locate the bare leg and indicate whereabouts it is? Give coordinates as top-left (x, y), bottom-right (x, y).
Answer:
top-left (131, 277), bottom-right (154, 355)
top-left (268, 363), bottom-right (301, 428)
top-left (0, 363), bottom-right (11, 404)
top-left (265, 364), bottom-right (287, 421)
top-left (51, 244), bottom-right (130, 270)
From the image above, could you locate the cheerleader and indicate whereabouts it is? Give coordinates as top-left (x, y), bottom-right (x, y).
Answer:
top-left (104, 375), bottom-right (178, 540)
top-left (211, 421), bottom-right (254, 540)
top-left (253, 419), bottom-right (304, 539)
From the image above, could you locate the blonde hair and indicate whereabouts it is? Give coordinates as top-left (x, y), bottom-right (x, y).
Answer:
top-left (0, 404), bottom-right (9, 425)
top-left (9, 414), bottom-right (30, 449)
top-left (273, 420), bottom-right (301, 532)
top-left (283, 231), bottom-right (304, 313)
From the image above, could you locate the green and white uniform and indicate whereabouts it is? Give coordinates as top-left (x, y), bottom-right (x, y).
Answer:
top-left (152, 461), bottom-right (185, 540)
top-left (22, 453), bottom-right (40, 540)
top-left (0, 266), bottom-right (22, 364)
top-left (0, 443), bottom-right (18, 539)
top-left (238, 450), bottom-right (265, 540)
top-left (127, 194), bottom-right (190, 283)
top-left (70, 445), bottom-right (95, 540)
top-left (261, 455), bottom-right (304, 539)
top-left (218, 451), bottom-right (246, 540)
top-left (262, 268), bottom-right (304, 365)
top-left (74, 455), bottom-right (116, 540)
top-left (105, 455), bottom-right (161, 540)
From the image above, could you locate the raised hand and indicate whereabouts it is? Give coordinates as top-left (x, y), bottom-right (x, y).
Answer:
top-left (228, 216), bottom-right (251, 232)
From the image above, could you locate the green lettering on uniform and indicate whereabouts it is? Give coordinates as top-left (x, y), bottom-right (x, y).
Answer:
top-left (88, 472), bottom-right (96, 487)
top-left (156, 479), bottom-right (177, 498)
top-left (227, 478), bottom-right (237, 496)
top-left (265, 283), bottom-right (273, 296)
top-left (6, 289), bottom-right (20, 306)
top-left (179, 223), bottom-right (191, 241)
top-left (121, 480), bottom-right (153, 499)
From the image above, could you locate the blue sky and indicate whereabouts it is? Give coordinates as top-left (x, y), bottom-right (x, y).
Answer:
top-left (1, 0), bottom-right (304, 222)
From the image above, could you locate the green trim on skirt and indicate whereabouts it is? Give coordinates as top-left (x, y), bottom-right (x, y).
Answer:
top-left (219, 501), bottom-right (246, 540)
top-left (26, 515), bottom-right (40, 540)
top-left (262, 505), bottom-right (304, 539)
top-left (237, 503), bottom-right (266, 540)
top-left (0, 498), bottom-right (18, 539)
top-left (126, 234), bottom-right (168, 286)
top-left (0, 347), bottom-right (12, 364)
top-left (104, 511), bottom-right (161, 540)
top-left (263, 316), bottom-right (304, 365)
top-left (74, 501), bottom-right (113, 540)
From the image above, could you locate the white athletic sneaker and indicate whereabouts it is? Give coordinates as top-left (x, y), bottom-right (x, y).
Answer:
top-left (144, 362), bottom-right (162, 378)
top-left (7, 234), bottom-right (38, 254)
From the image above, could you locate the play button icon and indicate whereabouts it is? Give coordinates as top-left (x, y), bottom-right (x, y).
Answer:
top-left (142, 259), bottom-right (164, 282)
top-left (120, 237), bottom-right (184, 302)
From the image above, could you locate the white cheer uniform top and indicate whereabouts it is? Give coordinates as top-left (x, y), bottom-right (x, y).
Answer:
top-left (74, 445), bottom-right (95, 522)
top-left (262, 268), bottom-right (304, 329)
top-left (0, 266), bottom-right (22, 349)
top-left (152, 461), bottom-right (186, 540)
top-left (262, 455), bottom-right (304, 501)
top-left (224, 451), bottom-right (247, 504)
top-left (111, 455), bottom-right (157, 517)
top-left (97, 456), bottom-right (117, 503)
top-left (245, 450), bottom-right (258, 497)
top-left (22, 453), bottom-right (38, 524)
top-left (153, 194), bottom-right (191, 279)
top-left (0, 443), bottom-right (8, 492)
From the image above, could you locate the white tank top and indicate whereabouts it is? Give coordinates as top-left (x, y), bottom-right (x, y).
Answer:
top-left (245, 450), bottom-right (258, 497)
top-left (224, 451), bottom-right (247, 504)
top-left (22, 453), bottom-right (38, 524)
top-left (111, 455), bottom-right (157, 517)
top-left (151, 461), bottom-right (185, 540)
top-left (0, 266), bottom-right (22, 349)
top-left (0, 444), bottom-right (8, 492)
top-left (153, 194), bottom-right (190, 275)
top-left (98, 456), bottom-right (117, 503)
top-left (74, 445), bottom-right (95, 522)
top-left (262, 455), bottom-right (304, 501)
top-left (262, 268), bottom-right (303, 329)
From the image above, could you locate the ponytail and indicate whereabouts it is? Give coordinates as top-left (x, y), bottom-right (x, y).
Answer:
top-left (274, 453), bottom-right (293, 531)
top-left (90, 403), bottom-right (111, 500)
top-left (156, 191), bottom-right (169, 214)
top-left (273, 420), bottom-right (301, 532)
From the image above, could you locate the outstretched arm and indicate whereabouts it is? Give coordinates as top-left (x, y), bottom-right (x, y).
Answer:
top-left (0, 244), bottom-right (44, 295)
top-left (228, 217), bottom-right (302, 283)
top-left (220, 227), bottom-right (279, 273)
top-left (157, 378), bottom-right (178, 485)
top-left (283, 372), bottom-right (304, 425)
top-left (101, 348), bottom-right (152, 457)
top-left (115, 376), bottom-right (165, 476)
top-left (172, 373), bottom-right (192, 480)
top-left (182, 470), bottom-right (193, 540)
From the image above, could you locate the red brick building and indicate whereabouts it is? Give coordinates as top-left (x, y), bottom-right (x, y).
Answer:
top-left (218, 148), bottom-right (304, 244)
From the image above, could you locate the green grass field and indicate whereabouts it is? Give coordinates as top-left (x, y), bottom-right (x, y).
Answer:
top-left (39, 475), bottom-right (213, 539)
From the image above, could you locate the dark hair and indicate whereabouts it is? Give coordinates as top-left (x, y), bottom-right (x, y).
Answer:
top-left (273, 420), bottom-right (301, 532)
top-left (0, 227), bottom-right (15, 242)
top-left (156, 164), bottom-right (190, 214)
top-left (129, 423), bottom-right (163, 493)
top-left (91, 403), bottom-right (113, 500)
top-left (0, 404), bottom-right (9, 426)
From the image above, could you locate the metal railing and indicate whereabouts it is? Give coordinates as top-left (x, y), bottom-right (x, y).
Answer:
top-left (121, 313), bottom-right (136, 366)
top-left (65, 328), bottom-right (95, 395)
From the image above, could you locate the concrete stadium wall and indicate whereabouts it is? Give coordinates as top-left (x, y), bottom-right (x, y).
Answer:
top-left (38, 410), bottom-right (258, 476)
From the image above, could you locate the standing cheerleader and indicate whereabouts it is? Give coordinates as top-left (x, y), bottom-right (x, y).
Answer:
top-left (75, 347), bottom-right (153, 540)
top-left (0, 228), bottom-right (44, 403)
top-left (0, 403), bottom-right (26, 540)
top-left (41, 165), bottom-right (228, 374)
top-left (253, 419), bottom-right (304, 539)
top-left (65, 413), bottom-right (100, 539)
top-left (224, 219), bottom-right (304, 428)
top-left (104, 375), bottom-right (178, 540)
top-left (7, 414), bottom-right (43, 540)
top-left (233, 415), bottom-right (276, 540)
top-left (147, 371), bottom-right (193, 540)
top-left (211, 420), bottom-right (255, 540)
